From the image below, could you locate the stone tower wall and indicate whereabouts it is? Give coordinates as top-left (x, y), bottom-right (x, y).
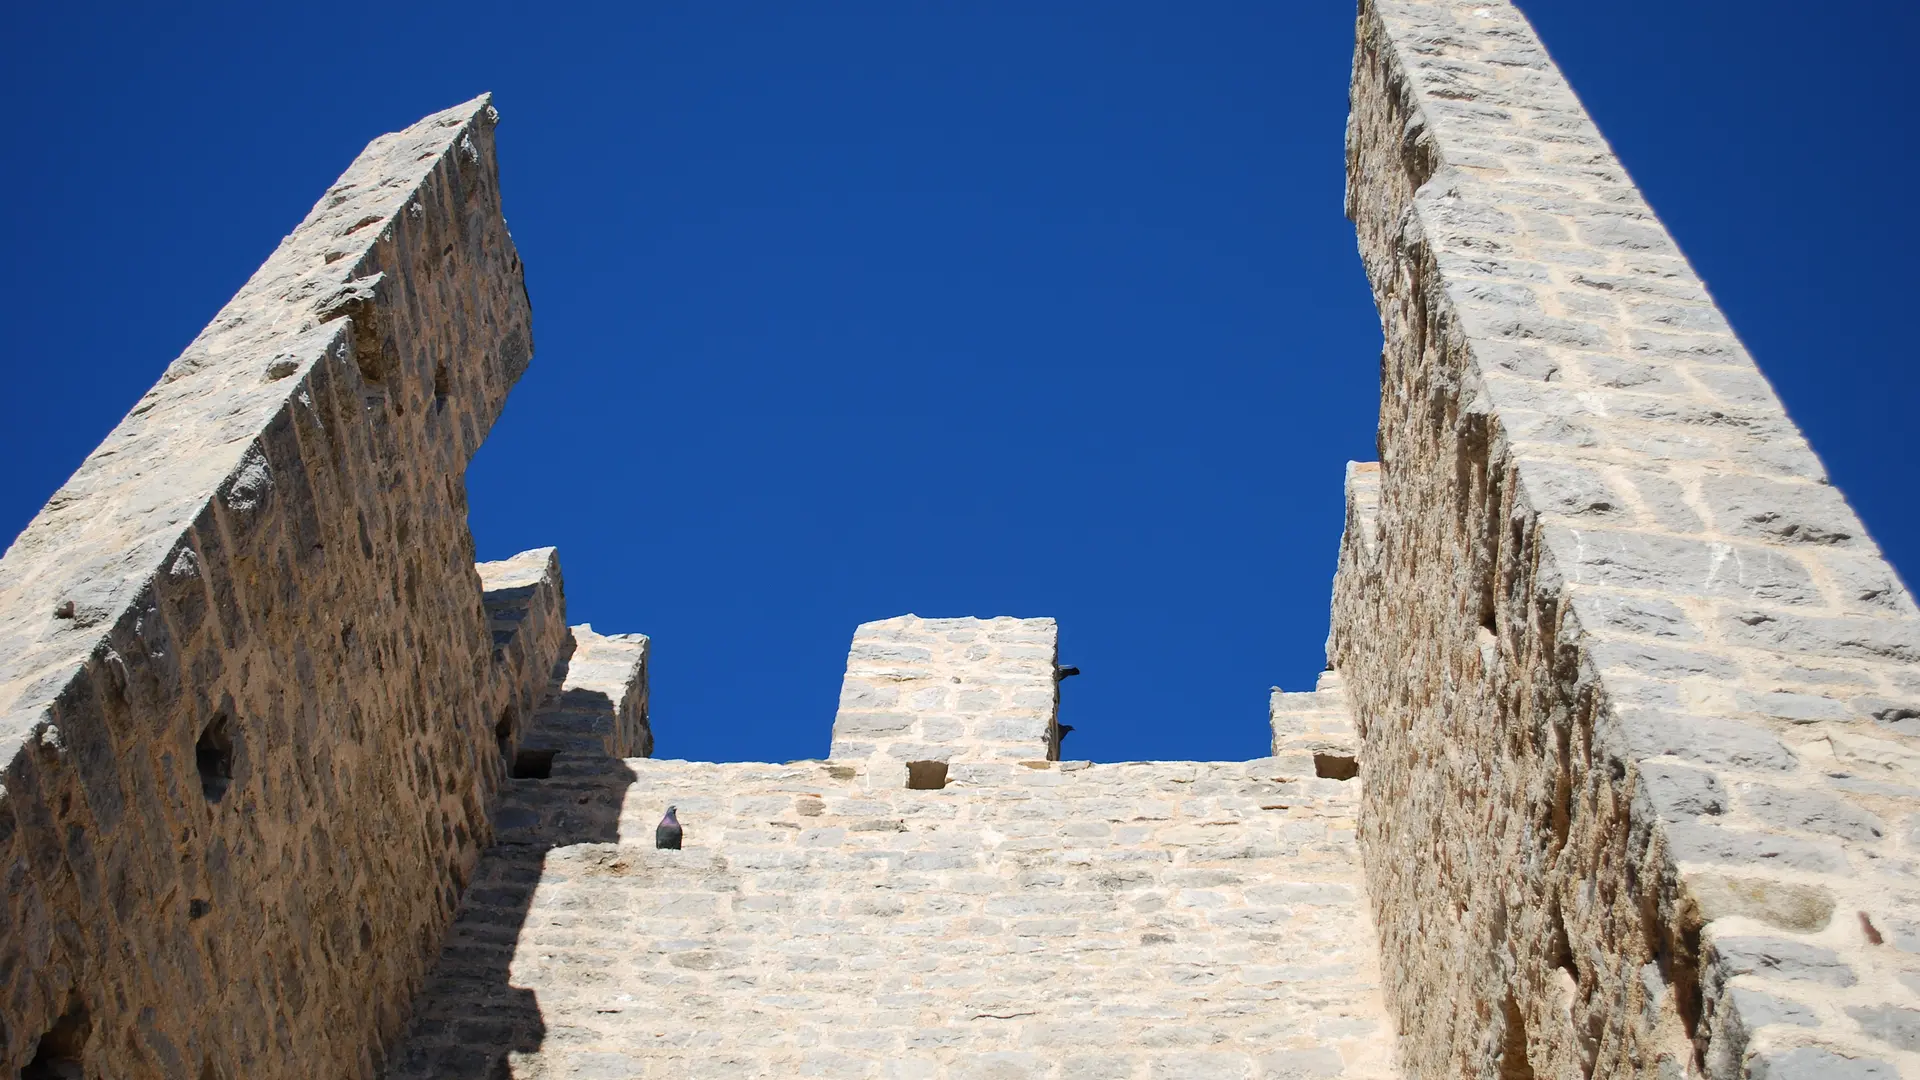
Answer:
top-left (1333, 2), bottom-right (1920, 1077)
top-left (0, 97), bottom-right (545, 1078)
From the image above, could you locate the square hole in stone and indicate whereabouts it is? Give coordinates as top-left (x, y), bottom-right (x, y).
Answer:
top-left (1314, 753), bottom-right (1359, 781)
top-left (905, 761), bottom-right (949, 790)
top-left (511, 749), bottom-right (555, 779)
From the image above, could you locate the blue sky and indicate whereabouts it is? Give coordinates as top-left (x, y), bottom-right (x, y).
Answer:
top-left (3, 3), bottom-right (1914, 764)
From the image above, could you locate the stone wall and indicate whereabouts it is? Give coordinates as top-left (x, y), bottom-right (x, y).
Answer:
top-left (1270, 672), bottom-right (1360, 781)
top-left (480, 548), bottom-right (576, 772)
top-left (1333, 2), bottom-right (1920, 1077)
top-left (829, 615), bottom-right (1065, 779)
top-left (0, 97), bottom-right (544, 1078)
top-left (391, 618), bottom-right (1397, 1079)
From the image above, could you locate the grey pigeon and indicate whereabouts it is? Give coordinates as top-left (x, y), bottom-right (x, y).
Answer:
top-left (655, 805), bottom-right (682, 850)
top-left (1055, 665), bottom-right (1080, 680)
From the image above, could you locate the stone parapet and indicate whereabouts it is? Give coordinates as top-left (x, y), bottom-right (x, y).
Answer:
top-left (478, 547), bottom-right (574, 771)
top-left (0, 96), bottom-right (534, 1078)
top-left (828, 615), bottom-right (1062, 773)
top-left (530, 623), bottom-right (651, 762)
top-left (1335, 2), bottom-right (1920, 1078)
top-left (1271, 671), bottom-right (1362, 781)
top-left (390, 749), bottom-right (1396, 1078)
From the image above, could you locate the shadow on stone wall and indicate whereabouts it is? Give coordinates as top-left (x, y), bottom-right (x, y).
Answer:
top-left (382, 687), bottom-right (637, 1078)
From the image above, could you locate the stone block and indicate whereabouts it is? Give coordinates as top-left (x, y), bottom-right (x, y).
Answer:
top-left (1610, 709), bottom-right (1798, 772)
top-left (1734, 782), bottom-right (1885, 842)
top-left (1747, 1047), bottom-right (1897, 1080)
top-left (1711, 936), bottom-right (1856, 986)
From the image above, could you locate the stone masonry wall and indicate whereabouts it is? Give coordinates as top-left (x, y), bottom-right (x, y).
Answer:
top-left (1270, 672), bottom-right (1360, 782)
top-left (830, 615), bottom-right (1064, 778)
top-left (0, 97), bottom-right (544, 1078)
top-left (391, 618), bottom-right (1398, 1079)
top-left (1334, 3), bottom-right (1920, 1078)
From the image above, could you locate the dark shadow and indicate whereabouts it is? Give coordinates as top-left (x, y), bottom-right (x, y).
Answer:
top-left (380, 671), bottom-right (637, 1079)
top-left (1313, 752), bottom-right (1359, 781)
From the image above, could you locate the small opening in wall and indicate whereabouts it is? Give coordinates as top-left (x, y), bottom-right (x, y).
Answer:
top-left (23, 1001), bottom-right (90, 1080)
top-left (1313, 753), bottom-right (1359, 781)
top-left (510, 749), bottom-right (555, 780)
top-left (432, 359), bottom-right (450, 409)
top-left (196, 715), bottom-right (234, 802)
top-left (905, 761), bottom-right (949, 790)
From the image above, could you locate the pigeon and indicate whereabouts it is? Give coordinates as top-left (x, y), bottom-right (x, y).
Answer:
top-left (655, 805), bottom-right (682, 850)
top-left (1055, 665), bottom-right (1081, 680)
top-left (1056, 723), bottom-right (1076, 746)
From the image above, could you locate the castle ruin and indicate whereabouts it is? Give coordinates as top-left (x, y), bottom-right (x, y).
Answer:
top-left (2, 2), bottom-right (1916, 1078)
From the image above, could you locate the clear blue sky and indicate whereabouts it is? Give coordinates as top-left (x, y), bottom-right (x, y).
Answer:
top-left (3, 3), bottom-right (1914, 764)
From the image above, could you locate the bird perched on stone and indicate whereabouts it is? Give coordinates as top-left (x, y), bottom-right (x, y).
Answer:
top-left (655, 805), bottom-right (682, 850)
top-left (1055, 665), bottom-right (1080, 680)
top-left (1057, 723), bottom-right (1076, 745)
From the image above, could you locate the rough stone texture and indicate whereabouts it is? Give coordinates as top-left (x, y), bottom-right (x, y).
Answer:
top-left (10, 4), bottom-right (1920, 1077)
top-left (829, 615), bottom-right (1064, 776)
top-left (1333, 2), bottom-right (1920, 1078)
top-left (390, 619), bottom-right (1396, 1079)
top-left (0, 97), bottom-right (543, 1078)
top-left (526, 623), bottom-right (652, 763)
top-left (480, 548), bottom-right (575, 770)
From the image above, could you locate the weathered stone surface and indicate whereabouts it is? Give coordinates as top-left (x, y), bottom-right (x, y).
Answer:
top-left (1329, 2), bottom-right (1920, 1078)
top-left (1746, 1046), bottom-right (1897, 1080)
top-left (8, 4), bottom-right (1920, 1078)
top-left (830, 615), bottom-right (1063, 772)
top-left (1270, 673), bottom-right (1365, 786)
top-left (480, 547), bottom-right (574, 767)
top-left (0, 97), bottom-right (544, 1079)
top-left (389, 620), bottom-right (1396, 1079)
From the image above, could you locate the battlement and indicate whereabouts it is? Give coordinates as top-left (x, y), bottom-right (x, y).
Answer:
top-left (391, 606), bottom-right (1394, 1079)
top-left (829, 615), bottom-right (1063, 779)
top-left (3, 3), bottom-right (1917, 1078)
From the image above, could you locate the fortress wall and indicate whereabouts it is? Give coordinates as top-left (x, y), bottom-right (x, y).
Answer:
top-left (829, 615), bottom-right (1062, 773)
top-left (389, 618), bottom-right (1400, 1077)
top-left (1334, 2), bottom-right (1920, 1078)
top-left (0, 98), bottom-right (539, 1077)
top-left (396, 755), bottom-right (1396, 1075)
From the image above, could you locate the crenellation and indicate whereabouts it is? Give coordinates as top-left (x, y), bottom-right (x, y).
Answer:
top-left (830, 614), bottom-right (1063, 774)
top-left (478, 546), bottom-right (573, 772)
top-left (3, 5), bottom-right (1915, 1077)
